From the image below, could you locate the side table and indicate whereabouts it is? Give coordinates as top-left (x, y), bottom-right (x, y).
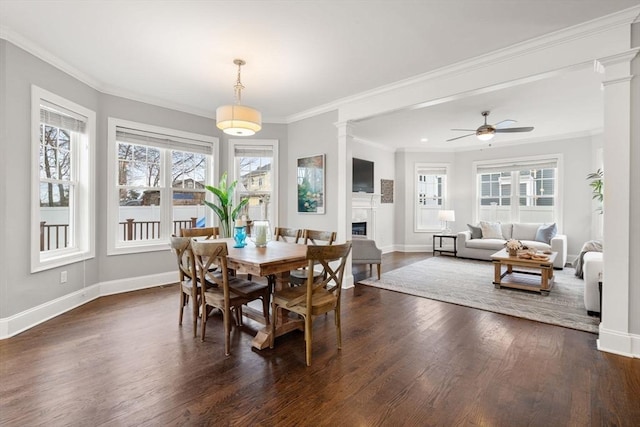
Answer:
top-left (433, 234), bottom-right (457, 257)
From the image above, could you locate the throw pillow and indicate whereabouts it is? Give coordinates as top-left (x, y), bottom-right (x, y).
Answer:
top-left (535, 223), bottom-right (557, 244)
top-left (467, 224), bottom-right (482, 239)
top-left (479, 221), bottom-right (503, 239)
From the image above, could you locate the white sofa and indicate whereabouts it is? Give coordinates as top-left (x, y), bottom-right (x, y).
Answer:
top-left (457, 222), bottom-right (567, 269)
top-left (583, 251), bottom-right (603, 315)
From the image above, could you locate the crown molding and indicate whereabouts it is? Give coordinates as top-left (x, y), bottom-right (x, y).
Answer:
top-left (286, 5), bottom-right (640, 124)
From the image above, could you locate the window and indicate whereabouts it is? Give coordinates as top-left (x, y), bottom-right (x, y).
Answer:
top-left (229, 140), bottom-right (278, 226)
top-left (31, 86), bottom-right (96, 272)
top-left (475, 156), bottom-right (562, 224)
top-left (107, 119), bottom-right (217, 254)
top-left (415, 164), bottom-right (449, 231)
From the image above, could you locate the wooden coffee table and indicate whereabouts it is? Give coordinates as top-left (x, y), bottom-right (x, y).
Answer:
top-left (490, 249), bottom-right (557, 295)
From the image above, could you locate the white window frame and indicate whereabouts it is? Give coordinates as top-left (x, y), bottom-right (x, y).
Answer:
top-left (228, 139), bottom-right (279, 225)
top-left (472, 154), bottom-right (563, 228)
top-left (31, 86), bottom-right (96, 272)
top-left (414, 163), bottom-right (450, 232)
top-left (107, 118), bottom-right (218, 255)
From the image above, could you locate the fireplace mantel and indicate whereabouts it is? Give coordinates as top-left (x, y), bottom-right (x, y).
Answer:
top-left (352, 193), bottom-right (380, 239)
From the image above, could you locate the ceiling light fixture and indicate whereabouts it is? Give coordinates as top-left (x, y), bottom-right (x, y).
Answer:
top-left (216, 59), bottom-right (262, 136)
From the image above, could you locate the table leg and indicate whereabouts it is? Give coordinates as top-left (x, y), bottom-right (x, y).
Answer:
top-left (251, 271), bottom-right (304, 350)
top-left (493, 261), bottom-right (502, 288)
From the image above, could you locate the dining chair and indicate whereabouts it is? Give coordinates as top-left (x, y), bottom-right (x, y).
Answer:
top-left (179, 226), bottom-right (220, 239)
top-left (270, 241), bottom-right (352, 366)
top-left (170, 235), bottom-right (201, 337)
top-left (273, 227), bottom-right (301, 243)
top-left (189, 235), bottom-right (270, 324)
top-left (190, 240), bottom-right (251, 355)
top-left (289, 229), bottom-right (337, 286)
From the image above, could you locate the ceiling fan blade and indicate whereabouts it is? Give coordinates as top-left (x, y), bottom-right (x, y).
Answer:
top-left (494, 119), bottom-right (516, 129)
top-left (446, 133), bottom-right (476, 142)
top-left (494, 126), bottom-right (534, 133)
top-left (450, 129), bottom-right (477, 132)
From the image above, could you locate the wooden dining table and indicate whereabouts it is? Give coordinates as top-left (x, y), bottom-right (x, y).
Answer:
top-left (198, 238), bottom-right (308, 349)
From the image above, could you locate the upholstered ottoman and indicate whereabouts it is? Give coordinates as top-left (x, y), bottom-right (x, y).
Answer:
top-left (583, 251), bottom-right (603, 316)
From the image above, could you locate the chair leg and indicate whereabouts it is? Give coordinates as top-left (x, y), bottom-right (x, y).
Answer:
top-left (335, 308), bottom-right (342, 350)
top-left (224, 308), bottom-right (231, 356)
top-left (270, 302), bottom-right (277, 348)
top-left (192, 294), bottom-right (199, 338)
top-left (200, 303), bottom-right (207, 342)
top-left (304, 314), bottom-right (312, 367)
top-left (376, 263), bottom-right (381, 280)
top-left (179, 292), bottom-right (186, 326)
top-left (262, 294), bottom-right (270, 325)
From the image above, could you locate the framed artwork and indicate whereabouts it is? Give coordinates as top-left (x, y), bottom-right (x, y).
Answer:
top-left (297, 154), bottom-right (325, 214)
top-left (381, 179), bottom-right (394, 203)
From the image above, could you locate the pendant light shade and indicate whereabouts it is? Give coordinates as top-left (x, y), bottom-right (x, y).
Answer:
top-left (216, 59), bottom-right (262, 136)
top-left (216, 104), bottom-right (262, 136)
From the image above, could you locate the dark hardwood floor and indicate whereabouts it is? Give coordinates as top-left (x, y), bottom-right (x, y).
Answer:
top-left (2, 252), bottom-right (639, 426)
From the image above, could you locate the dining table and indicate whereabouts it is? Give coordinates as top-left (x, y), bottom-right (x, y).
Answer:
top-left (197, 237), bottom-right (309, 350)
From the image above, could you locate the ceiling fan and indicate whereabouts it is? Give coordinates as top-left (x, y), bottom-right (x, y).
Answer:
top-left (447, 111), bottom-right (534, 142)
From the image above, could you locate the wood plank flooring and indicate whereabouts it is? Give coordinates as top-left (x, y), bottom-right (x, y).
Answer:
top-left (1, 252), bottom-right (639, 426)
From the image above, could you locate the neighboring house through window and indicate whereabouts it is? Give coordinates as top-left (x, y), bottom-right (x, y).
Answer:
top-left (415, 164), bottom-right (449, 232)
top-left (31, 86), bottom-right (96, 272)
top-left (229, 140), bottom-right (278, 226)
top-left (107, 118), bottom-right (217, 255)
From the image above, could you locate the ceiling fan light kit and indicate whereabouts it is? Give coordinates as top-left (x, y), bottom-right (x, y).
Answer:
top-left (447, 110), bottom-right (534, 142)
top-left (216, 59), bottom-right (262, 136)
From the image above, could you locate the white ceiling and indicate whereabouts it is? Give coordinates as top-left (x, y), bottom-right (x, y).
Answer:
top-left (1, 0), bottom-right (638, 149)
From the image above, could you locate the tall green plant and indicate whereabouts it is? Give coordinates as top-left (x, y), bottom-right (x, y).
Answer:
top-left (204, 172), bottom-right (249, 237)
top-left (586, 168), bottom-right (603, 214)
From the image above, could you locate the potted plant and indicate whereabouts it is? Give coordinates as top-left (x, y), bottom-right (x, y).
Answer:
top-left (204, 172), bottom-right (249, 237)
top-left (586, 168), bottom-right (603, 214)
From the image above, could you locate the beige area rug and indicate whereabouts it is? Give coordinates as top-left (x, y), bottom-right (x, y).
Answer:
top-left (359, 256), bottom-right (599, 333)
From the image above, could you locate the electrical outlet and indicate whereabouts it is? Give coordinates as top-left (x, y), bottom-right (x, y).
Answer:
top-left (60, 271), bottom-right (67, 284)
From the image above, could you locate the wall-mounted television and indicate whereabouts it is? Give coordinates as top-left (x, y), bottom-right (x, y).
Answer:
top-left (353, 158), bottom-right (374, 193)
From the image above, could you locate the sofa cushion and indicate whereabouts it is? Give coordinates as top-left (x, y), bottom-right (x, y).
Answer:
top-left (520, 240), bottom-right (551, 251)
top-left (466, 238), bottom-right (505, 250)
top-left (501, 223), bottom-right (513, 240)
top-left (512, 223), bottom-right (541, 241)
top-left (467, 224), bottom-right (482, 239)
top-left (535, 223), bottom-right (557, 244)
top-left (480, 221), bottom-right (503, 239)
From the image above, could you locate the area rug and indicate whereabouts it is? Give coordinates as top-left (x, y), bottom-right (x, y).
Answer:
top-left (359, 256), bottom-right (599, 333)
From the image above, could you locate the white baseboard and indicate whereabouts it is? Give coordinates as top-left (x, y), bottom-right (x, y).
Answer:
top-left (0, 271), bottom-right (175, 340)
top-left (597, 326), bottom-right (640, 358)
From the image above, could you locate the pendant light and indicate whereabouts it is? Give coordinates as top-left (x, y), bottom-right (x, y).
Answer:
top-left (216, 59), bottom-right (262, 136)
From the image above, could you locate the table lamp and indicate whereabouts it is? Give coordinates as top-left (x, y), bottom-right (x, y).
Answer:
top-left (438, 210), bottom-right (455, 235)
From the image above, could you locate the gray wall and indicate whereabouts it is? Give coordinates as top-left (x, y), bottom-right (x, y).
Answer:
top-left (629, 22), bottom-right (639, 334)
top-left (352, 141), bottom-right (396, 250)
top-left (0, 40), bottom-right (288, 318)
top-left (285, 111), bottom-right (339, 233)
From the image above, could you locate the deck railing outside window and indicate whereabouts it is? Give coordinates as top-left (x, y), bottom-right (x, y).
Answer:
top-left (40, 218), bottom-right (198, 251)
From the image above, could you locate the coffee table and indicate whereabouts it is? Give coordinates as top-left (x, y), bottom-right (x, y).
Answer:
top-left (490, 248), bottom-right (557, 295)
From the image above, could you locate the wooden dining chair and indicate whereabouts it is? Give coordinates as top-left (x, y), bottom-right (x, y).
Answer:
top-left (189, 235), bottom-right (270, 323)
top-left (179, 226), bottom-right (220, 239)
top-left (170, 235), bottom-right (201, 337)
top-left (273, 227), bottom-right (301, 243)
top-left (270, 241), bottom-right (352, 366)
top-left (289, 229), bottom-right (337, 286)
top-left (190, 240), bottom-right (252, 355)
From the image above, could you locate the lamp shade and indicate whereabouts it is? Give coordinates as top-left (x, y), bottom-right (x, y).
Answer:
top-left (438, 210), bottom-right (455, 222)
top-left (216, 104), bottom-right (262, 136)
top-left (476, 130), bottom-right (495, 141)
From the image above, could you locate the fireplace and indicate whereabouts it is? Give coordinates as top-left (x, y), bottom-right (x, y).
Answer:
top-left (352, 221), bottom-right (367, 236)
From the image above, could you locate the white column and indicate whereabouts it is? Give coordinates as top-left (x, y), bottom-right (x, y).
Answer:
top-left (594, 48), bottom-right (639, 357)
top-left (336, 121), bottom-right (354, 288)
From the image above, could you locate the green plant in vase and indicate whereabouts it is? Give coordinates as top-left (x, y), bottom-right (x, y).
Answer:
top-left (586, 168), bottom-right (603, 214)
top-left (204, 172), bottom-right (249, 237)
